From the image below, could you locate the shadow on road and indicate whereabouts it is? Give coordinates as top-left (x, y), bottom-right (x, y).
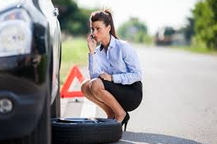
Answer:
top-left (113, 131), bottom-right (203, 144)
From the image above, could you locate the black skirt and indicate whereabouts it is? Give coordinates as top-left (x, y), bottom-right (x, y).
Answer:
top-left (101, 79), bottom-right (143, 112)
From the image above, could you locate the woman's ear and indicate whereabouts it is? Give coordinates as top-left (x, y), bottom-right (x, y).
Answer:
top-left (107, 25), bottom-right (111, 33)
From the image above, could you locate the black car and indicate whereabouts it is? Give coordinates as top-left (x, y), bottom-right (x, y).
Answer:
top-left (0, 0), bottom-right (61, 143)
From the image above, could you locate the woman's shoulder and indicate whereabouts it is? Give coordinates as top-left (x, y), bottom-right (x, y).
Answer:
top-left (115, 38), bottom-right (132, 50)
top-left (115, 38), bottom-right (128, 45)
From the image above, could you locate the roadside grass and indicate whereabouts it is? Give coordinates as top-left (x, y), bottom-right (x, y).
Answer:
top-left (60, 36), bottom-right (88, 86)
top-left (170, 45), bottom-right (217, 55)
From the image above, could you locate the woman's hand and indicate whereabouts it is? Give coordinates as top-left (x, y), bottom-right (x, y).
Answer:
top-left (99, 72), bottom-right (112, 82)
top-left (87, 34), bottom-right (97, 54)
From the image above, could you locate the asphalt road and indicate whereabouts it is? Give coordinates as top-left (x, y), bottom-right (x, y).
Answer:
top-left (61, 45), bottom-right (217, 144)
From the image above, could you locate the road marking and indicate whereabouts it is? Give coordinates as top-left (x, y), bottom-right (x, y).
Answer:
top-left (80, 97), bottom-right (96, 118)
top-left (60, 98), bottom-right (69, 117)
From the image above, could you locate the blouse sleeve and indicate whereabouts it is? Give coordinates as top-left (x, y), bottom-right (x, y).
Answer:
top-left (112, 43), bottom-right (142, 85)
top-left (88, 52), bottom-right (102, 79)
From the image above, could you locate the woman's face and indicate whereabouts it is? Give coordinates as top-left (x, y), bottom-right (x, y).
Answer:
top-left (90, 20), bottom-right (111, 42)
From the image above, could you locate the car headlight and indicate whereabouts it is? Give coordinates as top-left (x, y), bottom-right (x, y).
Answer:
top-left (0, 9), bottom-right (32, 57)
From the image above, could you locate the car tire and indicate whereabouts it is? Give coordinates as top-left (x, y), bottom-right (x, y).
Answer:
top-left (51, 118), bottom-right (122, 144)
top-left (29, 93), bottom-right (51, 144)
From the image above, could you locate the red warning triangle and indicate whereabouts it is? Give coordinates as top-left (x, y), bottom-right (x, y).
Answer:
top-left (61, 65), bottom-right (85, 98)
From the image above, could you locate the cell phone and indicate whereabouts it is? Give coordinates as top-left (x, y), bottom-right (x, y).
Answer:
top-left (90, 34), bottom-right (94, 39)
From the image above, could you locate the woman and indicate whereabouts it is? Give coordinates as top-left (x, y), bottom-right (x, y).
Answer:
top-left (81, 9), bottom-right (143, 131)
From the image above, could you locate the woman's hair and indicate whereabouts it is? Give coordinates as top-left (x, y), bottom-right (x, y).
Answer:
top-left (90, 9), bottom-right (118, 39)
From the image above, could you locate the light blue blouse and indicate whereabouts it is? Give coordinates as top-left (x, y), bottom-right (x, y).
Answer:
top-left (88, 35), bottom-right (142, 85)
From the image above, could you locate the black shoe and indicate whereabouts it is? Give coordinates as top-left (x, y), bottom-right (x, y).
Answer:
top-left (121, 112), bottom-right (130, 131)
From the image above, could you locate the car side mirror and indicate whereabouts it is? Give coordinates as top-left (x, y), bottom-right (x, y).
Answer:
top-left (53, 8), bottom-right (59, 16)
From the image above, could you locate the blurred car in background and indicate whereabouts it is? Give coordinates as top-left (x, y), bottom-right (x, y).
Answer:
top-left (154, 26), bottom-right (175, 46)
top-left (0, 0), bottom-right (61, 143)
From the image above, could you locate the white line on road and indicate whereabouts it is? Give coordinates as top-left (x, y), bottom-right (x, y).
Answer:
top-left (60, 98), bottom-right (69, 117)
top-left (80, 97), bottom-right (96, 118)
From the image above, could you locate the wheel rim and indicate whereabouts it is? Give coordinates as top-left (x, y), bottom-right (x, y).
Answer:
top-left (52, 118), bottom-right (106, 124)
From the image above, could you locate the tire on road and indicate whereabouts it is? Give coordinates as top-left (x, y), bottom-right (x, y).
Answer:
top-left (51, 118), bottom-right (122, 144)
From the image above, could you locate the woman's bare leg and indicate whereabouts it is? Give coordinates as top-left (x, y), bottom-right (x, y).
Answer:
top-left (81, 79), bottom-right (115, 118)
top-left (89, 78), bottom-right (126, 122)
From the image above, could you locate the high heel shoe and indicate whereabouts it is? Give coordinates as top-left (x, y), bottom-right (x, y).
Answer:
top-left (121, 112), bottom-right (130, 131)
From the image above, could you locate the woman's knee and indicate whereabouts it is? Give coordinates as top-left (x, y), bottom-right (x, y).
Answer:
top-left (80, 79), bottom-right (90, 94)
top-left (89, 78), bottom-right (104, 95)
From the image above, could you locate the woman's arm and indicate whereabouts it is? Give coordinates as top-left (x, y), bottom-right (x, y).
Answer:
top-left (113, 43), bottom-right (142, 85)
top-left (87, 34), bottom-right (104, 79)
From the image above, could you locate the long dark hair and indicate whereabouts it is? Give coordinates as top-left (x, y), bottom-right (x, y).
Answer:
top-left (90, 9), bottom-right (118, 39)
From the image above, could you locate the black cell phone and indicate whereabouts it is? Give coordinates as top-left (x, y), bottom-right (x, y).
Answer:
top-left (90, 34), bottom-right (94, 39)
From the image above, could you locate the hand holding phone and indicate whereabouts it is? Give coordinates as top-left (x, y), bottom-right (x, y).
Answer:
top-left (87, 33), bottom-right (96, 54)
top-left (90, 34), bottom-right (94, 39)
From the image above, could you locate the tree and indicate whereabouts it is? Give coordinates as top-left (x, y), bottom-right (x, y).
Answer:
top-left (180, 17), bottom-right (195, 45)
top-left (207, 0), bottom-right (217, 20)
top-left (207, 0), bottom-right (217, 48)
top-left (193, 0), bottom-right (217, 49)
top-left (118, 17), bottom-right (148, 43)
top-left (52, 0), bottom-right (91, 36)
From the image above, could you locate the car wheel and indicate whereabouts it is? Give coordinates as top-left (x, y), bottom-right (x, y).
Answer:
top-left (28, 93), bottom-right (51, 144)
top-left (51, 118), bottom-right (122, 144)
top-left (0, 94), bottom-right (51, 144)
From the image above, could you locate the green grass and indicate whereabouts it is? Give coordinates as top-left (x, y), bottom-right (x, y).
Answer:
top-left (170, 38), bottom-right (217, 55)
top-left (60, 36), bottom-right (88, 86)
top-left (171, 45), bottom-right (217, 55)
